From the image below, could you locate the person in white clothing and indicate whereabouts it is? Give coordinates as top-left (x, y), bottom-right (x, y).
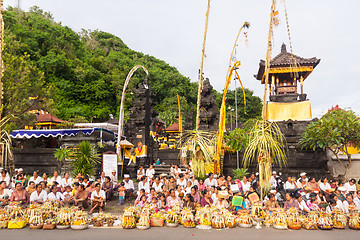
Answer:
top-left (270, 171), bottom-right (277, 189)
top-left (0, 170), bottom-right (10, 188)
top-left (354, 190), bottom-right (360, 206)
top-left (284, 177), bottom-right (296, 190)
top-left (137, 166), bottom-right (145, 181)
top-left (344, 179), bottom-right (357, 193)
top-left (122, 174), bottom-right (134, 200)
top-left (319, 177), bottom-right (332, 192)
top-left (240, 176), bottom-right (251, 194)
top-left (49, 170), bottom-right (62, 186)
top-left (152, 177), bottom-right (163, 192)
top-left (28, 171), bottom-right (43, 186)
top-left (47, 185), bottom-right (64, 203)
top-left (100, 172), bottom-right (106, 184)
top-left (138, 176), bottom-right (150, 194)
top-left (90, 183), bottom-right (106, 214)
top-left (176, 173), bottom-right (187, 188)
top-left (329, 193), bottom-right (344, 211)
top-left (343, 193), bottom-right (360, 213)
top-left (204, 173), bottom-right (217, 189)
top-left (296, 172), bottom-right (308, 186)
top-left (30, 184), bottom-right (47, 204)
top-left (61, 172), bottom-right (73, 188)
top-left (173, 165), bottom-right (181, 179)
top-left (295, 193), bottom-right (310, 213)
top-left (146, 165), bottom-right (155, 179)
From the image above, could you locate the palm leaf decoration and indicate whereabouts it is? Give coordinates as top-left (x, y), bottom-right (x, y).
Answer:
top-left (243, 120), bottom-right (287, 198)
top-left (181, 130), bottom-right (216, 178)
top-left (0, 115), bottom-right (14, 174)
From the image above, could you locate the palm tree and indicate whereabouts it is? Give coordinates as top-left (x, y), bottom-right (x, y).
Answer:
top-left (70, 141), bottom-right (101, 177)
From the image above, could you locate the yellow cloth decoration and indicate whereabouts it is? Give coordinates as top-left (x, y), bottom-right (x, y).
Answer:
top-left (177, 95), bottom-right (182, 132)
top-left (266, 100), bottom-right (312, 121)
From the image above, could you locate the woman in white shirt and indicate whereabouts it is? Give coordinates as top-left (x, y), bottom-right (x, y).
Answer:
top-left (90, 183), bottom-right (106, 214)
top-left (137, 166), bottom-right (145, 181)
top-left (176, 174), bottom-right (187, 188)
top-left (146, 165), bottom-right (155, 179)
top-left (152, 177), bottom-right (163, 193)
top-left (319, 177), bottom-right (332, 192)
top-left (344, 179), bottom-right (357, 193)
top-left (47, 185), bottom-right (64, 204)
top-left (30, 184), bottom-right (47, 204)
top-left (61, 172), bottom-right (73, 189)
top-left (0, 170), bottom-right (10, 188)
top-left (49, 170), bottom-right (62, 186)
top-left (284, 177), bottom-right (296, 190)
top-left (28, 171), bottom-right (43, 186)
top-left (138, 176), bottom-right (150, 194)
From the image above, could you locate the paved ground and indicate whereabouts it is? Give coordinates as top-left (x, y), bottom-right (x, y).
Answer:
top-left (1, 226), bottom-right (359, 240)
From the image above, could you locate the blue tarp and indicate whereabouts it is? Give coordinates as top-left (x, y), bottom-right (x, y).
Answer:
top-left (10, 128), bottom-right (123, 140)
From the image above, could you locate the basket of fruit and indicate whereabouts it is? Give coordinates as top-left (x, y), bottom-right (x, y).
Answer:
top-left (150, 212), bottom-right (165, 227)
top-left (236, 213), bottom-right (253, 228)
top-left (137, 213), bottom-right (150, 230)
top-left (165, 210), bottom-right (178, 227)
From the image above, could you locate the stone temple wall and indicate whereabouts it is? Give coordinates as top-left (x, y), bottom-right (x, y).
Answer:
top-left (223, 120), bottom-right (330, 179)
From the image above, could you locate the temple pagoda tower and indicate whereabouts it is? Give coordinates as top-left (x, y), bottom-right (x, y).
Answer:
top-left (255, 43), bottom-right (320, 121)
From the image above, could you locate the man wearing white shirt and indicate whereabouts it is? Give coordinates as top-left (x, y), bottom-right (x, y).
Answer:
top-left (204, 173), bottom-right (217, 188)
top-left (270, 171), bottom-right (277, 189)
top-left (354, 190), bottom-right (360, 206)
top-left (100, 172), bottom-right (106, 184)
top-left (90, 183), bottom-right (106, 214)
top-left (28, 171), bottom-right (43, 186)
top-left (296, 172), bottom-right (308, 186)
top-left (30, 184), bottom-right (47, 204)
top-left (152, 177), bottom-right (163, 192)
top-left (122, 174), bottom-right (135, 200)
top-left (284, 177), bottom-right (296, 191)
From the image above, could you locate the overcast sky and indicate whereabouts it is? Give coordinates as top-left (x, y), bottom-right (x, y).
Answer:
top-left (5, 0), bottom-right (360, 117)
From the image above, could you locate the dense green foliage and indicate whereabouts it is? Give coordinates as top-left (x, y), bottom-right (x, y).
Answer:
top-left (215, 88), bottom-right (262, 124)
top-left (1, 7), bottom-right (262, 130)
top-left (299, 109), bottom-right (360, 176)
top-left (2, 7), bottom-right (197, 128)
top-left (69, 141), bottom-right (101, 177)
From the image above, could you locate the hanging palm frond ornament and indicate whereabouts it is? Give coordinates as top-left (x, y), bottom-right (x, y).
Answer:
top-left (213, 21), bottom-right (250, 174)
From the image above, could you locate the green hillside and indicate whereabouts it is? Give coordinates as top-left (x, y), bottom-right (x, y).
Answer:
top-left (1, 6), bottom-right (261, 130)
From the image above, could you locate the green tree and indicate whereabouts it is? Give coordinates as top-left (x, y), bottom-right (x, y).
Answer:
top-left (299, 109), bottom-right (360, 177)
top-left (217, 88), bottom-right (262, 124)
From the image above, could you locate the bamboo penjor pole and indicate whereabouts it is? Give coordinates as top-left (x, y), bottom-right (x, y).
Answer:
top-left (195, 0), bottom-right (211, 130)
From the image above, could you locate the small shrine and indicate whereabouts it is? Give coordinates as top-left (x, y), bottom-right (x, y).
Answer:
top-left (255, 43), bottom-right (320, 121)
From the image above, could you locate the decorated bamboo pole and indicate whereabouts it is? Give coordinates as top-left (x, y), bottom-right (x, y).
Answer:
top-left (214, 22), bottom-right (249, 174)
top-left (195, 0), bottom-right (211, 130)
top-left (262, 0), bottom-right (276, 119)
top-left (116, 65), bottom-right (148, 171)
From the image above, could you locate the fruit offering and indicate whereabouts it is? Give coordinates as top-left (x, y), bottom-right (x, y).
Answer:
top-left (317, 212), bottom-right (333, 230)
